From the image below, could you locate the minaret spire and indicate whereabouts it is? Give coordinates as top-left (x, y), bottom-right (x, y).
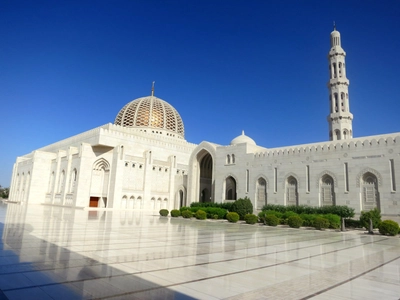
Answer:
top-left (333, 21), bottom-right (336, 31)
top-left (151, 81), bottom-right (155, 96)
top-left (327, 27), bottom-right (353, 141)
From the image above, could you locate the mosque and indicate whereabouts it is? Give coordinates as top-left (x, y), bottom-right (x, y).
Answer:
top-left (9, 28), bottom-right (400, 215)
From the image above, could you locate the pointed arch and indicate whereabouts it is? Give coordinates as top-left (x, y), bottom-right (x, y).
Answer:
top-left (255, 176), bottom-right (268, 209)
top-left (315, 170), bottom-right (338, 188)
top-left (360, 172), bottom-right (380, 211)
top-left (356, 168), bottom-right (382, 187)
top-left (285, 175), bottom-right (299, 206)
top-left (282, 172), bottom-right (300, 188)
top-left (93, 158), bottom-right (110, 171)
top-left (320, 174), bottom-right (335, 206)
top-left (224, 174), bottom-right (238, 200)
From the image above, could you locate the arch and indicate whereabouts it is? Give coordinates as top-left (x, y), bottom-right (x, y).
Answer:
top-left (315, 170), bottom-right (338, 188)
top-left (226, 155), bottom-right (231, 164)
top-left (129, 196), bottom-right (135, 209)
top-left (360, 172), bottom-right (380, 211)
top-left (320, 174), bottom-right (335, 206)
top-left (356, 168), bottom-right (382, 187)
top-left (188, 142), bottom-right (217, 205)
top-left (89, 158), bottom-right (111, 207)
top-left (121, 195), bottom-right (128, 209)
top-left (256, 177), bottom-right (267, 209)
top-left (48, 171), bottom-right (55, 193)
top-left (69, 168), bottom-right (77, 193)
top-left (282, 173), bottom-right (300, 189)
top-left (58, 170), bottom-right (65, 193)
top-left (197, 149), bottom-right (213, 202)
top-left (285, 176), bottom-right (298, 206)
top-left (136, 196), bottom-right (142, 209)
top-left (225, 175), bottom-right (237, 200)
top-left (335, 130), bottom-right (340, 140)
top-left (151, 197), bottom-right (156, 210)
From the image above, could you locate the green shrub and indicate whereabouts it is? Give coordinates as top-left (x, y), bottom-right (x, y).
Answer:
top-left (170, 209), bottom-right (181, 217)
top-left (205, 207), bottom-right (227, 219)
top-left (299, 213), bottom-right (316, 227)
top-left (181, 210), bottom-right (192, 218)
top-left (345, 219), bottom-right (362, 228)
top-left (360, 208), bottom-right (381, 229)
top-left (159, 209), bottom-right (169, 217)
top-left (261, 204), bottom-right (355, 218)
top-left (190, 202), bottom-right (233, 211)
top-left (180, 206), bottom-right (191, 212)
top-left (212, 214), bottom-right (219, 219)
top-left (244, 214), bottom-right (258, 225)
top-left (226, 212), bottom-right (240, 223)
top-left (324, 214), bottom-right (341, 229)
top-left (288, 215), bottom-right (303, 228)
top-left (378, 220), bottom-right (400, 236)
top-left (195, 210), bottom-right (207, 220)
top-left (313, 217), bottom-right (330, 230)
top-left (264, 214), bottom-right (280, 226)
top-left (230, 197), bottom-right (253, 220)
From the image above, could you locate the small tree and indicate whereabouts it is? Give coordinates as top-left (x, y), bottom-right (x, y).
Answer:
top-left (360, 208), bottom-right (381, 230)
top-left (230, 197), bottom-right (253, 220)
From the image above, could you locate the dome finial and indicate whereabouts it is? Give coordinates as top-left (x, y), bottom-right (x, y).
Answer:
top-left (242, 130), bottom-right (245, 135)
top-left (333, 21), bottom-right (336, 31)
top-left (151, 81), bottom-right (155, 96)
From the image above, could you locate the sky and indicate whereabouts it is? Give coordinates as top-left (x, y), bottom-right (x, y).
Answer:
top-left (1, 1), bottom-right (400, 187)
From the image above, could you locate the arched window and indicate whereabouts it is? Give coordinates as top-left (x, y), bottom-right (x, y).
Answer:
top-left (334, 93), bottom-right (338, 112)
top-left (286, 176), bottom-right (298, 206)
top-left (69, 169), bottom-right (77, 192)
top-left (122, 195), bottom-right (128, 209)
top-left (232, 154), bottom-right (235, 164)
top-left (226, 155), bottom-right (231, 164)
top-left (333, 63), bottom-right (337, 78)
top-left (320, 175), bottom-right (335, 206)
top-left (129, 196), bottom-right (135, 209)
top-left (256, 178), bottom-right (267, 209)
top-left (343, 130), bottom-right (348, 139)
top-left (335, 130), bottom-right (340, 140)
top-left (361, 173), bottom-right (380, 210)
top-left (48, 172), bottom-right (54, 193)
top-left (58, 170), bottom-right (65, 193)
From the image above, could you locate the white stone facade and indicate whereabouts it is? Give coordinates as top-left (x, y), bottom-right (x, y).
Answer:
top-left (9, 28), bottom-right (400, 215)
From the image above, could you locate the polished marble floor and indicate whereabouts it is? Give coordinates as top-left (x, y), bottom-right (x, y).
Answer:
top-left (0, 202), bottom-right (399, 299)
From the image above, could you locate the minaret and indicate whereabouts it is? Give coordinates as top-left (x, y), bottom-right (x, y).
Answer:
top-left (327, 24), bottom-right (353, 141)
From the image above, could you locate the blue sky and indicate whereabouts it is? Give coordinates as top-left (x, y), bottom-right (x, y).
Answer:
top-left (1, 1), bottom-right (400, 187)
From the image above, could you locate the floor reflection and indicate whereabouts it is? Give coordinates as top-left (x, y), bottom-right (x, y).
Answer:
top-left (0, 201), bottom-right (400, 299)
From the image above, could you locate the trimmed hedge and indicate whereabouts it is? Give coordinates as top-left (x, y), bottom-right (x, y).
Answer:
top-left (378, 220), bottom-right (399, 236)
top-left (288, 215), bottom-right (303, 228)
top-left (313, 217), bottom-right (330, 230)
top-left (264, 215), bottom-right (280, 226)
top-left (181, 210), bottom-right (193, 218)
top-left (159, 209), bottom-right (169, 217)
top-left (195, 210), bottom-right (207, 220)
top-left (226, 212), bottom-right (240, 223)
top-left (261, 204), bottom-right (355, 218)
top-left (244, 214), bottom-right (258, 225)
top-left (231, 197), bottom-right (253, 220)
top-left (324, 214), bottom-right (341, 229)
top-left (170, 209), bottom-right (181, 217)
top-left (360, 208), bottom-right (381, 229)
top-left (190, 202), bottom-right (233, 211)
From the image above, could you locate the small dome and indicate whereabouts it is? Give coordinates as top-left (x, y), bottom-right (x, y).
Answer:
top-left (114, 95), bottom-right (184, 138)
top-left (230, 131), bottom-right (256, 146)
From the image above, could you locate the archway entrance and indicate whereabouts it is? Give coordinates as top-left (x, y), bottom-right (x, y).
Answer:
top-left (225, 176), bottom-right (237, 200)
top-left (198, 151), bottom-right (213, 202)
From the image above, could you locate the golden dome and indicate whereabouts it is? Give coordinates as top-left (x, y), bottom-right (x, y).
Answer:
top-left (114, 95), bottom-right (184, 138)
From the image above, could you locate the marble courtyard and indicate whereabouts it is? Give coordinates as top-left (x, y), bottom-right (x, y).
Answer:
top-left (1, 202), bottom-right (399, 299)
